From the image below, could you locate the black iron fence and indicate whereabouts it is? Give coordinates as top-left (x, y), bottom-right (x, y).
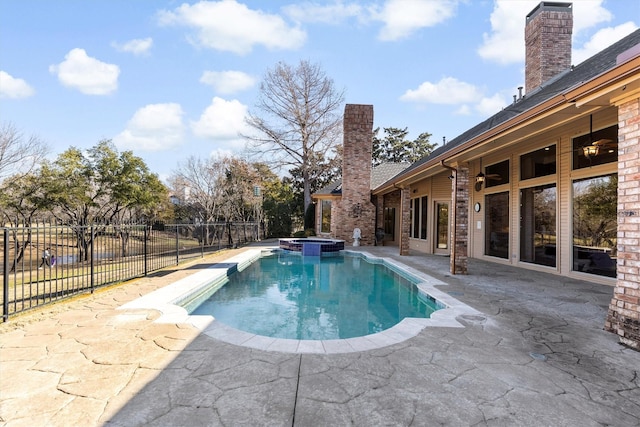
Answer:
top-left (1, 222), bottom-right (261, 321)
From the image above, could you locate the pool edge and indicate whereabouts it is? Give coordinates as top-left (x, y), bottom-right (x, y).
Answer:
top-left (118, 247), bottom-right (484, 354)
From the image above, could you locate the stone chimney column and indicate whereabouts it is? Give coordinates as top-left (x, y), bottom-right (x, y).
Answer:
top-left (525, 2), bottom-right (573, 93)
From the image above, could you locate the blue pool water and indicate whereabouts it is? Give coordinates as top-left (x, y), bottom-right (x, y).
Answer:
top-left (188, 252), bottom-right (443, 340)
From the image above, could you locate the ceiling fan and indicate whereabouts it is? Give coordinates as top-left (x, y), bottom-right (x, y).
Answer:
top-left (582, 114), bottom-right (615, 159)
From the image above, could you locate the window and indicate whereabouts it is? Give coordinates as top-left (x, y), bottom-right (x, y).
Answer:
top-left (320, 200), bottom-right (331, 233)
top-left (485, 192), bottom-right (509, 258)
top-left (520, 184), bottom-right (556, 267)
top-left (572, 174), bottom-right (617, 277)
top-left (572, 124), bottom-right (617, 170)
top-left (383, 207), bottom-right (395, 240)
top-left (521, 145), bottom-right (556, 180)
top-left (410, 196), bottom-right (428, 240)
top-left (485, 159), bottom-right (510, 188)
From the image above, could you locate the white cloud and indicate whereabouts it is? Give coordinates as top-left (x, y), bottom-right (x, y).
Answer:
top-left (0, 71), bottom-right (35, 98)
top-left (400, 77), bottom-right (483, 104)
top-left (477, 0), bottom-right (538, 65)
top-left (475, 93), bottom-right (508, 116)
top-left (200, 70), bottom-right (256, 94)
top-left (401, 77), bottom-right (508, 118)
top-left (112, 37), bottom-right (153, 55)
top-left (573, 22), bottom-right (638, 65)
top-left (283, 1), bottom-right (363, 24)
top-left (454, 104), bottom-right (471, 115)
top-left (114, 103), bottom-right (185, 151)
top-left (157, 0), bottom-right (306, 55)
top-left (191, 97), bottom-right (249, 150)
top-left (372, 0), bottom-right (458, 41)
top-left (477, 0), bottom-right (626, 65)
top-left (49, 48), bottom-right (119, 95)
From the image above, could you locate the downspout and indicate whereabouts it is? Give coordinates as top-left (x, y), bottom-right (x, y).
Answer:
top-left (393, 183), bottom-right (407, 255)
top-left (441, 160), bottom-right (458, 273)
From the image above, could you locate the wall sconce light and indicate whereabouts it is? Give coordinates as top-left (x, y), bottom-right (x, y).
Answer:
top-left (448, 174), bottom-right (454, 180)
top-left (582, 144), bottom-right (600, 158)
top-left (413, 189), bottom-right (417, 193)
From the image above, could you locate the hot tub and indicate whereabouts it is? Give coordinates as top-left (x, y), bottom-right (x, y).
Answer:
top-left (279, 238), bottom-right (345, 254)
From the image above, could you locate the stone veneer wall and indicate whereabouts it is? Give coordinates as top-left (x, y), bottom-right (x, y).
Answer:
top-left (606, 96), bottom-right (640, 350)
top-left (332, 104), bottom-right (376, 246)
top-left (524, 2), bottom-right (572, 93)
top-left (451, 164), bottom-right (469, 274)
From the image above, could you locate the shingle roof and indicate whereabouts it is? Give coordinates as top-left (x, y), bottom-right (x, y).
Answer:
top-left (315, 179), bottom-right (342, 196)
top-left (370, 162), bottom-right (411, 189)
top-left (395, 28), bottom-right (640, 180)
top-left (314, 162), bottom-right (410, 196)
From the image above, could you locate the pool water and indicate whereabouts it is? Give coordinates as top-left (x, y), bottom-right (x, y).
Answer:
top-left (189, 252), bottom-right (442, 340)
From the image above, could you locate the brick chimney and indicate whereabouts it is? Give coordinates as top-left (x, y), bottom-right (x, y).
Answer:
top-left (525, 2), bottom-right (573, 93)
top-left (333, 104), bottom-right (376, 245)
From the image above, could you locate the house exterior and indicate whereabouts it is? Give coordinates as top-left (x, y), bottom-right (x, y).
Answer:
top-left (314, 2), bottom-right (640, 350)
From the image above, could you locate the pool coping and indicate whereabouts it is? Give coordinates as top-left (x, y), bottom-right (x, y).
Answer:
top-left (118, 247), bottom-right (483, 354)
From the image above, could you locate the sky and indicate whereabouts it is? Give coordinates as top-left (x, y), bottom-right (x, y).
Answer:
top-left (1, 0), bottom-right (638, 182)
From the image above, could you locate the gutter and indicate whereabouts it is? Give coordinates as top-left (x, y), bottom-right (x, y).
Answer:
top-left (374, 55), bottom-right (640, 195)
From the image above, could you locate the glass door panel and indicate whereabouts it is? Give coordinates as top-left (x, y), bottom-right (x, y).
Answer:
top-left (435, 202), bottom-right (449, 253)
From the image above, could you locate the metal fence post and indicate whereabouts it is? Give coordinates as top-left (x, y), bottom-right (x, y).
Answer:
top-left (144, 225), bottom-right (148, 276)
top-left (175, 224), bottom-right (180, 265)
top-left (90, 226), bottom-right (95, 293)
top-left (3, 228), bottom-right (9, 322)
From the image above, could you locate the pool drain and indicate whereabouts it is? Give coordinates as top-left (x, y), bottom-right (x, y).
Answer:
top-left (529, 352), bottom-right (547, 361)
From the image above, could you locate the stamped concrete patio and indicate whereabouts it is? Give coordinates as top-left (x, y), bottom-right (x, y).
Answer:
top-left (1, 242), bottom-right (639, 426)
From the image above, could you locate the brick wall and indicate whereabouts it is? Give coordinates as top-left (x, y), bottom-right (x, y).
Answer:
top-left (400, 187), bottom-right (411, 255)
top-left (606, 96), bottom-right (640, 350)
top-left (333, 104), bottom-right (376, 246)
top-left (451, 164), bottom-right (469, 274)
top-left (525, 2), bottom-right (573, 93)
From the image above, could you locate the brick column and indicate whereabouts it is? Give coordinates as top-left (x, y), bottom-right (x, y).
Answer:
top-left (606, 96), bottom-right (640, 350)
top-left (451, 164), bottom-right (469, 274)
top-left (399, 187), bottom-right (411, 256)
top-left (334, 104), bottom-right (376, 245)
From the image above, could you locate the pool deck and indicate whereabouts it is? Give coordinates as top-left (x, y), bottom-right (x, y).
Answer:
top-left (1, 241), bottom-right (639, 426)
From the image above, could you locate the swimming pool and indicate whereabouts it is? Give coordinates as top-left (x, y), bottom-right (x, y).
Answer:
top-left (119, 247), bottom-right (482, 354)
top-left (184, 251), bottom-right (444, 340)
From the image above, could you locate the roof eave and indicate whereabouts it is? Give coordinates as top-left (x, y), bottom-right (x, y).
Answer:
top-left (375, 55), bottom-right (640, 194)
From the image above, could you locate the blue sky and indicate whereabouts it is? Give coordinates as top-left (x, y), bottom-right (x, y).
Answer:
top-left (1, 0), bottom-right (638, 181)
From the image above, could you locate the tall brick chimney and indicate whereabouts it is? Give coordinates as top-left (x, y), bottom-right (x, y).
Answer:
top-left (333, 104), bottom-right (376, 246)
top-left (525, 2), bottom-right (573, 93)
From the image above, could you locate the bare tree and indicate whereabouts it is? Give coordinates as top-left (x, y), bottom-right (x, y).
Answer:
top-left (0, 122), bottom-right (48, 183)
top-left (244, 60), bottom-right (344, 212)
top-left (170, 155), bottom-right (228, 224)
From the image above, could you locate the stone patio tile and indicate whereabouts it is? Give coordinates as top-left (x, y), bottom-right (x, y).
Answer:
top-left (0, 368), bottom-right (65, 407)
top-left (55, 309), bottom-right (98, 326)
top-left (46, 337), bottom-right (87, 354)
top-left (47, 396), bottom-right (107, 427)
top-left (81, 336), bottom-right (165, 365)
top-left (32, 350), bottom-right (90, 374)
top-left (0, 329), bottom-right (25, 347)
top-left (0, 346), bottom-right (47, 362)
top-left (6, 332), bottom-right (60, 348)
top-left (59, 363), bottom-right (137, 400)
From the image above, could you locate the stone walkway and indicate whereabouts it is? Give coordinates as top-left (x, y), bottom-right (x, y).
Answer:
top-left (1, 244), bottom-right (639, 426)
